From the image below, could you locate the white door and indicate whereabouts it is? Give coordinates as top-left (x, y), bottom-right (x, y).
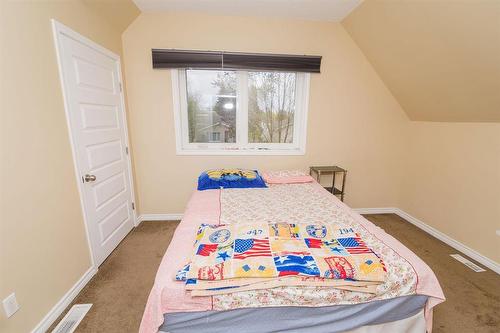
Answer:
top-left (52, 21), bottom-right (136, 267)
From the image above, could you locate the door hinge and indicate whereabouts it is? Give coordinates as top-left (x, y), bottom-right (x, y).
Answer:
top-left (119, 82), bottom-right (123, 92)
top-left (125, 146), bottom-right (129, 155)
top-left (132, 202), bottom-right (135, 210)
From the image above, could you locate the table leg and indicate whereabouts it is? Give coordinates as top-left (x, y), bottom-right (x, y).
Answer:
top-left (341, 172), bottom-right (347, 202)
top-left (332, 172), bottom-right (336, 194)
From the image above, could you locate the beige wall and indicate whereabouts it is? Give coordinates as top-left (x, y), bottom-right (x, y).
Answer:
top-left (343, 0), bottom-right (500, 122)
top-left (122, 12), bottom-right (410, 215)
top-left (0, 1), bottom-right (139, 332)
top-left (342, 0), bottom-right (500, 264)
top-left (401, 122), bottom-right (500, 263)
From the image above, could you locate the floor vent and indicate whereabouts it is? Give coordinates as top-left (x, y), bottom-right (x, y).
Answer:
top-left (51, 304), bottom-right (92, 333)
top-left (450, 254), bottom-right (486, 272)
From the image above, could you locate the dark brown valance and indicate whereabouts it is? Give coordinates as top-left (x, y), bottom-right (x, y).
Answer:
top-left (152, 49), bottom-right (321, 73)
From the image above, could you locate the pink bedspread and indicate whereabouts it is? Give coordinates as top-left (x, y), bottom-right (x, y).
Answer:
top-left (139, 183), bottom-right (444, 333)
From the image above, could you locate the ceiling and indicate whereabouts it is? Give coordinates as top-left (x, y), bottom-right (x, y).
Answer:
top-left (84, 0), bottom-right (140, 32)
top-left (343, 0), bottom-right (500, 122)
top-left (132, 0), bottom-right (364, 22)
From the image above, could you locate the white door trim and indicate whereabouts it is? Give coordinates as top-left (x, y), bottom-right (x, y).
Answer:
top-left (51, 19), bottom-right (137, 269)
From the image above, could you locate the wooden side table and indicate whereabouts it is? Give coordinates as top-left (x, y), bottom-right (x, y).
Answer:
top-left (309, 166), bottom-right (347, 201)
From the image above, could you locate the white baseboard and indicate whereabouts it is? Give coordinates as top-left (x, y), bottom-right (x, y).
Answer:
top-left (137, 213), bottom-right (183, 223)
top-left (353, 207), bottom-right (398, 215)
top-left (32, 266), bottom-right (97, 333)
top-left (357, 207), bottom-right (500, 275)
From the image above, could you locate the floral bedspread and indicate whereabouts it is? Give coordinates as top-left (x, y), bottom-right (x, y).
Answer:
top-left (212, 183), bottom-right (417, 310)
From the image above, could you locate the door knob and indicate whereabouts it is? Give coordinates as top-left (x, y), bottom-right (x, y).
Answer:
top-left (84, 174), bottom-right (97, 182)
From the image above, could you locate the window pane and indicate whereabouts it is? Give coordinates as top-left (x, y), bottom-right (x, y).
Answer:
top-left (248, 72), bottom-right (296, 143)
top-left (186, 70), bottom-right (237, 143)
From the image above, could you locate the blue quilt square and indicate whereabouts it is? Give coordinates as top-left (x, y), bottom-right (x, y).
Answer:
top-left (273, 254), bottom-right (320, 276)
top-left (337, 237), bottom-right (360, 248)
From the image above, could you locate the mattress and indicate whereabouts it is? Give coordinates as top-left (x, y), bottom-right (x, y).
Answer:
top-left (160, 295), bottom-right (428, 333)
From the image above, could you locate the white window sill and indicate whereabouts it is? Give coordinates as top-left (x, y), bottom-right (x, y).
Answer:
top-left (176, 148), bottom-right (305, 156)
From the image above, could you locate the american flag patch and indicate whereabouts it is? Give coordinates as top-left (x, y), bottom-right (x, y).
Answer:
top-left (305, 238), bottom-right (323, 248)
top-left (233, 238), bottom-right (272, 259)
top-left (196, 244), bottom-right (218, 256)
top-left (337, 237), bottom-right (372, 254)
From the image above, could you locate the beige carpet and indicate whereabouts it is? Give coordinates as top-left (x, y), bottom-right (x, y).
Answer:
top-left (49, 214), bottom-right (499, 333)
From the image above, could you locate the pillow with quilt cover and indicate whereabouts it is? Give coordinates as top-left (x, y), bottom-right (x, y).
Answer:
top-left (262, 170), bottom-right (315, 184)
top-left (197, 169), bottom-right (267, 191)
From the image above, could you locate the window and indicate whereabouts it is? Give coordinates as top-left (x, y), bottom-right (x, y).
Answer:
top-left (210, 132), bottom-right (221, 142)
top-left (172, 69), bottom-right (310, 155)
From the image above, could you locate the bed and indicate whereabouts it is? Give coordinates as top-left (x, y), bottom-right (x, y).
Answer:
top-left (139, 172), bottom-right (445, 333)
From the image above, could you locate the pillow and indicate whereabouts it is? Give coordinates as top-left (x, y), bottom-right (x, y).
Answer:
top-left (263, 170), bottom-right (308, 177)
top-left (262, 170), bottom-right (315, 184)
top-left (197, 169), bottom-right (267, 191)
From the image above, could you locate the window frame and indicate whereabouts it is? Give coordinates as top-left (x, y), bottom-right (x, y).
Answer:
top-left (171, 69), bottom-right (310, 155)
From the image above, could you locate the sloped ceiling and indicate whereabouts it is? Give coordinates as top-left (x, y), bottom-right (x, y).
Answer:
top-left (342, 0), bottom-right (500, 122)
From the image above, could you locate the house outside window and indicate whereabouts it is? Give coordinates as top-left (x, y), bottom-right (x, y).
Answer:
top-left (210, 131), bottom-right (222, 142)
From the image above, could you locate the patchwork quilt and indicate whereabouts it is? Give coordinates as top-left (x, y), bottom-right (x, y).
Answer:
top-left (177, 221), bottom-right (387, 295)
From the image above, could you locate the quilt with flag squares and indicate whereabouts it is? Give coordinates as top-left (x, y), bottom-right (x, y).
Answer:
top-left (177, 221), bottom-right (387, 294)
